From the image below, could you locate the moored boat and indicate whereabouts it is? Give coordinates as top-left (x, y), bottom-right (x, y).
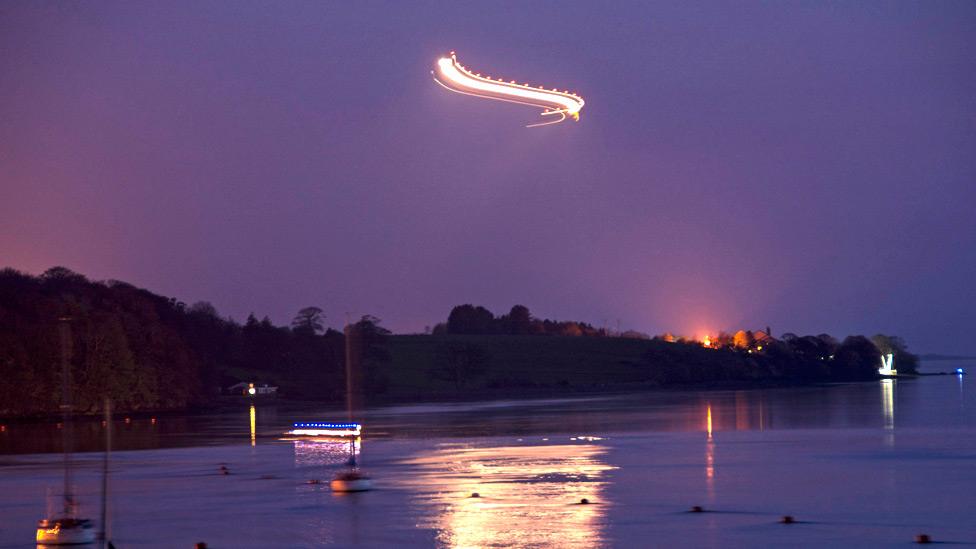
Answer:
top-left (329, 470), bottom-right (373, 493)
top-left (36, 518), bottom-right (96, 545)
top-left (285, 422), bottom-right (362, 438)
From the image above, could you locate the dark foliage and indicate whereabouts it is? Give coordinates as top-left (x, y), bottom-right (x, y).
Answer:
top-left (432, 342), bottom-right (491, 390)
top-left (445, 304), bottom-right (612, 338)
top-left (0, 267), bottom-right (367, 417)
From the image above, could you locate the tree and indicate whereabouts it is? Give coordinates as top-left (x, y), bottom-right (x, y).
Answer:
top-left (188, 301), bottom-right (219, 318)
top-left (559, 322), bottom-right (583, 337)
top-left (503, 305), bottom-right (532, 335)
top-left (355, 315), bottom-right (392, 394)
top-left (871, 334), bottom-right (919, 374)
top-left (292, 306), bottom-right (325, 335)
top-left (433, 342), bottom-right (490, 390)
top-left (447, 305), bottom-right (495, 334)
top-left (831, 336), bottom-right (880, 380)
top-left (41, 266), bottom-right (87, 283)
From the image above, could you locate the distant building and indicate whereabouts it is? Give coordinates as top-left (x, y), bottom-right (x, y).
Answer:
top-left (226, 381), bottom-right (279, 397)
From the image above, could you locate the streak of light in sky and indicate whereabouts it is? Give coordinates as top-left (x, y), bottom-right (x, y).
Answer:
top-left (433, 52), bottom-right (584, 127)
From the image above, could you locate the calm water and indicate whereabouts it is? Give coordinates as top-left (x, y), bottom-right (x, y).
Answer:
top-left (1, 369), bottom-right (973, 547)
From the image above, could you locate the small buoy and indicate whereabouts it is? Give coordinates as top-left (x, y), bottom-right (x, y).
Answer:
top-left (691, 506), bottom-right (704, 513)
top-left (470, 492), bottom-right (480, 498)
top-left (780, 515), bottom-right (795, 524)
top-left (915, 534), bottom-right (932, 544)
top-left (580, 498), bottom-right (590, 505)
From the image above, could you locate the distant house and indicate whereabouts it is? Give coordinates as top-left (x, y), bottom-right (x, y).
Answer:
top-left (226, 381), bottom-right (279, 397)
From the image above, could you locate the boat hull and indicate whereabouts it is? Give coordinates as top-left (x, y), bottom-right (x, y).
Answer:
top-left (330, 478), bottom-right (373, 492)
top-left (36, 519), bottom-right (96, 545)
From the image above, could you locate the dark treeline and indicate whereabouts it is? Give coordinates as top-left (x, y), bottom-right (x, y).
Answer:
top-left (434, 304), bottom-right (647, 338)
top-left (1, 268), bottom-right (921, 416)
top-left (428, 304), bottom-right (918, 387)
top-left (642, 333), bottom-right (918, 386)
top-left (0, 267), bottom-right (389, 417)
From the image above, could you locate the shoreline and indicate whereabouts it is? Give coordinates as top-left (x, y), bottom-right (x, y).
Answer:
top-left (0, 375), bottom-right (919, 423)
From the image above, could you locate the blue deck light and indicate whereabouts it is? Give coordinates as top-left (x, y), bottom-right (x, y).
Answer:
top-left (286, 421), bottom-right (362, 437)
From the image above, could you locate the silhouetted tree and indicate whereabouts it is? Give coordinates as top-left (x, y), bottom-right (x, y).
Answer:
top-left (292, 306), bottom-right (325, 335)
top-left (831, 336), bottom-right (880, 380)
top-left (502, 305), bottom-right (532, 335)
top-left (447, 305), bottom-right (495, 334)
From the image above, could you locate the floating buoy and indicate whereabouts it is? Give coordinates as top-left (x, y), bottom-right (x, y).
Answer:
top-left (580, 498), bottom-right (590, 505)
top-left (915, 534), bottom-right (932, 544)
top-left (470, 492), bottom-right (480, 498)
top-left (691, 506), bottom-right (704, 513)
top-left (780, 515), bottom-right (795, 524)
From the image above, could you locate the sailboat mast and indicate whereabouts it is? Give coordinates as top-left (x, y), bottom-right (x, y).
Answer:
top-left (344, 322), bottom-right (354, 422)
top-left (100, 398), bottom-right (111, 548)
top-left (58, 317), bottom-right (74, 517)
top-left (344, 321), bottom-right (357, 465)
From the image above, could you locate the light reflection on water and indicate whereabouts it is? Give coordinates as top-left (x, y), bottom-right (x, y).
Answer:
top-left (881, 379), bottom-right (895, 430)
top-left (249, 405), bottom-right (256, 447)
top-left (704, 404), bottom-right (715, 499)
top-left (4, 373), bottom-right (973, 456)
top-left (0, 376), bottom-right (974, 548)
top-left (293, 438), bottom-right (360, 468)
top-left (397, 443), bottom-right (615, 548)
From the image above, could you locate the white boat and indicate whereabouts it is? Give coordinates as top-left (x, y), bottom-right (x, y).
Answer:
top-left (36, 518), bottom-right (96, 545)
top-left (330, 470), bottom-right (373, 492)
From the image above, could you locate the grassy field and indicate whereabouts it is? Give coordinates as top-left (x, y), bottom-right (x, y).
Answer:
top-left (382, 335), bottom-right (662, 398)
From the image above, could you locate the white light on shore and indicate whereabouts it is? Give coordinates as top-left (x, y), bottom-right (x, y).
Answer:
top-left (878, 353), bottom-right (896, 376)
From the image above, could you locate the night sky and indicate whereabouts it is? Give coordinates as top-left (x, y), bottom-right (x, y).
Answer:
top-left (2, 2), bottom-right (974, 353)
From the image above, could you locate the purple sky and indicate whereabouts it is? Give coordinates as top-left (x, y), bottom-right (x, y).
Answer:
top-left (2, 2), bottom-right (974, 353)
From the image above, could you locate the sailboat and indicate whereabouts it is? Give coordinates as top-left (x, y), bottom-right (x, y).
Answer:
top-left (329, 322), bottom-right (373, 493)
top-left (37, 318), bottom-right (96, 545)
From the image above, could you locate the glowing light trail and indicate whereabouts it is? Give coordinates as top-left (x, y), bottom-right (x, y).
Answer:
top-left (432, 52), bottom-right (585, 127)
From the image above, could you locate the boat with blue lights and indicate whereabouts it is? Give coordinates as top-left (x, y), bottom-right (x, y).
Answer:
top-left (285, 422), bottom-right (362, 439)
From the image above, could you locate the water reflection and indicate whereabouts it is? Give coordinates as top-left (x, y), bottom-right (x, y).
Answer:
top-left (881, 379), bottom-right (896, 447)
top-left (960, 374), bottom-right (965, 410)
top-left (881, 380), bottom-right (895, 430)
top-left (249, 405), bottom-right (256, 447)
top-left (704, 404), bottom-right (715, 496)
top-left (293, 439), bottom-right (361, 468)
top-left (400, 443), bottom-right (614, 548)
top-left (2, 380), bottom-right (964, 456)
